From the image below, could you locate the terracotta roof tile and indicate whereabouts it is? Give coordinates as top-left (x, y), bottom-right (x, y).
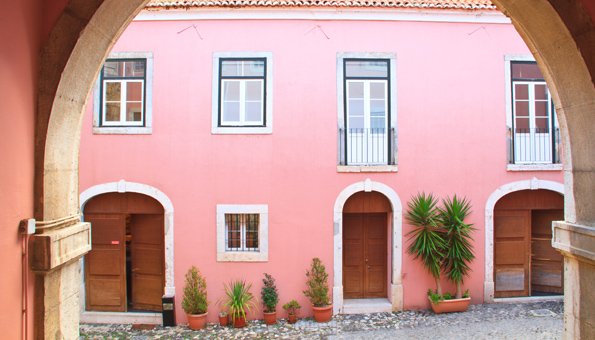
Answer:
top-left (146, 0), bottom-right (496, 10)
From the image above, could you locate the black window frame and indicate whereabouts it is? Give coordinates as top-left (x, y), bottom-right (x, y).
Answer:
top-left (217, 57), bottom-right (267, 128)
top-left (342, 58), bottom-right (393, 165)
top-left (99, 58), bottom-right (147, 128)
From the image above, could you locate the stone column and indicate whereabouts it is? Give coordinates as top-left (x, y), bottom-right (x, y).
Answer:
top-left (29, 220), bottom-right (91, 339)
top-left (552, 222), bottom-right (595, 339)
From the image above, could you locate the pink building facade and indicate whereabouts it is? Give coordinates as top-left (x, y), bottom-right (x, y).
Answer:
top-left (78, 3), bottom-right (565, 325)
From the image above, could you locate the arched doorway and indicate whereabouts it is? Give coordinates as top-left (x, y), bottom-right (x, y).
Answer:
top-left (333, 179), bottom-right (403, 314)
top-left (82, 192), bottom-right (165, 314)
top-left (493, 189), bottom-right (564, 298)
top-left (30, 0), bottom-right (594, 338)
top-left (343, 191), bottom-right (391, 300)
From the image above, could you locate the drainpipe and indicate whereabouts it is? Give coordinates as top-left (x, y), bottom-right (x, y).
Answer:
top-left (19, 219), bottom-right (35, 340)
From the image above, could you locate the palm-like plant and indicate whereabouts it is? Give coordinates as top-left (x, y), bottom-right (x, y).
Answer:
top-left (438, 195), bottom-right (475, 299)
top-left (223, 280), bottom-right (256, 323)
top-left (405, 192), bottom-right (446, 295)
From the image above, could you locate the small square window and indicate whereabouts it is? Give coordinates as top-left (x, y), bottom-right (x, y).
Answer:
top-left (212, 53), bottom-right (273, 134)
top-left (217, 205), bottom-right (268, 262)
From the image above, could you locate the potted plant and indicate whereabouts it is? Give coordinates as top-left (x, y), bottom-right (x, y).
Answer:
top-left (406, 193), bottom-right (476, 314)
top-left (433, 195), bottom-right (475, 313)
top-left (261, 273), bottom-right (279, 325)
top-left (282, 300), bottom-right (301, 324)
top-left (303, 257), bottom-right (332, 322)
top-left (181, 266), bottom-right (208, 330)
top-left (223, 280), bottom-right (256, 328)
top-left (218, 311), bottom-right (228, 327)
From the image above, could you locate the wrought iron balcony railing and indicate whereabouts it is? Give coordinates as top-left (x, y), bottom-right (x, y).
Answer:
top-left (507, 127), bottom-right (560, 164)
top-left (339, 127), bottom-right (395, 166)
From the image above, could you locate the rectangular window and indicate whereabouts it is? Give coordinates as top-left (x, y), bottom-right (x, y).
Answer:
top-left (219, 58), bottom-right (266, 127)
top-left (217, 204), bottom-right (268, 262)
top-left (342, 58), bottom-right (392, 166)
top-left (100, 59), bottom-right (147, 127)
top-left (224, 213), bottom-right (259, 252)
top-left (509, 61), bottom-right (559, 165)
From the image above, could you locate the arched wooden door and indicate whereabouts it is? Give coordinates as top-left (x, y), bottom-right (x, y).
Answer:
top-left (494, 190), bottom-right (564, 298)
top-left (84, 192), bottom-right (165, 312)
top-left (343, 191), bottom-right (391, 299)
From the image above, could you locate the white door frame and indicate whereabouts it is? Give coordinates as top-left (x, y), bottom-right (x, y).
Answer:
top-left (333, 179), bottom-right (403, 313)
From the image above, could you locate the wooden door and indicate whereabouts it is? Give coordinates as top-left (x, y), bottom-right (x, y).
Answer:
top-left (531, 209), bottom-right (564, 294)
top-left (494, 210), bottom-right (531, 298)
top-left (343, 213), bottom-right (387, 298)
top-left (130, 214), bottom-right (165, 311)
top-left (85, 214), bottom-right (127, 311)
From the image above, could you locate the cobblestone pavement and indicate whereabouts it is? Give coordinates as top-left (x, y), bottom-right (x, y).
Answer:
top-left (80, 300), bottom-right (563, 339)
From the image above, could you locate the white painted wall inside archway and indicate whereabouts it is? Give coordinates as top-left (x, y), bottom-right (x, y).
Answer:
top-left (333, 178), bottom-right (403, 313)
top-left (483, 178), bottom-right (564, 302)
top-left (79, 180), bottom-right (175, 324)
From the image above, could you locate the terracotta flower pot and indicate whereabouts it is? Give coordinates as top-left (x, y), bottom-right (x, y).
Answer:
top-left (312, 305), bottom-right (333, 323)
top-left (263, 311), bottom-right (277, 325)
top-left (232, 315), bottom-right (247, 328)
top-left (287, 313), bottom-right (297, 324)
top-left (187, 312), bottom-right (208, 330)
top-left (428, 296), bottom-right (471, 314)
top-left (218, 313), bottom-right (229, 326)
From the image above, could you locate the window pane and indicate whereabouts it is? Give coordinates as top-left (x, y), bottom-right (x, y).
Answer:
top-left (245, 81), bottom-right (262, 101)
top-left (222, 102), bottom-right (240, 122)
top-left (535, 84), bottom-right (547, 100)
top-left (515, 117), bottom-right (529, 132)
top-left (512, 62), bottom-right (543, 79)
top-left (124, 61), bottom-right (145, 77)
top-left (223, 81), bottom-right (240, 101)
top-left (348, 82), bottom-right (364, 98)
top-left (105, 103), bottom-right (120, 121)
top-left (370, 117), bottom-right (386, 130)
top-left (245, 214), bottom-right (259, 250)
top-left (126, 102), bottom-right (142, 122)
top-left (103, 61), bottom-right (124, 77)
top-left (348, 99), bottom-right (364, 115)
top-left (535, 101), bottom-right (548, 117)
top-left (370, 82), bottom-right (386, 99)
top-left (349, 116), bottom-right (364, 130)
top-left (126, 82), bottom-right (143, 101)
top-left (345, 60), bottom-right (388, 78)
top-left (245, 102), bottom-right (263, 123)
top-left (370, 99), bottom-right (385, 117)
top-left (226, 214), bottom-right (241, 250)
top-left (221, 60), bottom-right (265, 77)
top-left (515, 101), bottom-right (529, 116)
top-left (535, 118), bottom-right (549, 132)
top-left (105, 82), bottom-right (121, 101)
top-left (514, 84), bottom-right (528, 100)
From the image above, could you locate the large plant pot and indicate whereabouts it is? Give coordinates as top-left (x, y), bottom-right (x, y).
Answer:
top-left (187, 312), bottom-right (208, 330)
top-left (429, 296), bottom-right (471, 314)
top-left (232, 315), bottom-right (247, 328)
top-left (263, 311), bottom-right (277, 325)
top-left (312, 305), bottom-right (333, 323)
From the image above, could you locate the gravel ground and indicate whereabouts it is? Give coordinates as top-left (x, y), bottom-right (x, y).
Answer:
top-left (80, 300), bottom-right (562, 339)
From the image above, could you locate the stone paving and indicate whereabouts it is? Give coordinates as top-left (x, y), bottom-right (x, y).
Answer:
top-left (80, 300), bottom-right (563, 339)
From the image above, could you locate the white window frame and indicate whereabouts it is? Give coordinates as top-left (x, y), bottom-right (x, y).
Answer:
top-left (93, 52), bottom-right (153, 134)
top-left (504, 55), bottom-right (562, 171)
top-left (337, 52), bottom-right (398, 172)
top-left (212, 52), bottom-right (273, 134)
top-left (216, 204), bottom-right (268, 262)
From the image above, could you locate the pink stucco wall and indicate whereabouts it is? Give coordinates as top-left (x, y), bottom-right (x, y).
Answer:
top-left (79, 15), bottom-right (564, 323)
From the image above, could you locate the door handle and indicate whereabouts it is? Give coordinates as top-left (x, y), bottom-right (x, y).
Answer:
top-left (131, 268), bottom-right (140, 272)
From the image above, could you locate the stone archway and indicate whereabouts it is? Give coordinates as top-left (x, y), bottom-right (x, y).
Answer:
top-left (333, 179), bottom-right (403, 313)
top-left (34, 1), bottom-right (594, 338)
